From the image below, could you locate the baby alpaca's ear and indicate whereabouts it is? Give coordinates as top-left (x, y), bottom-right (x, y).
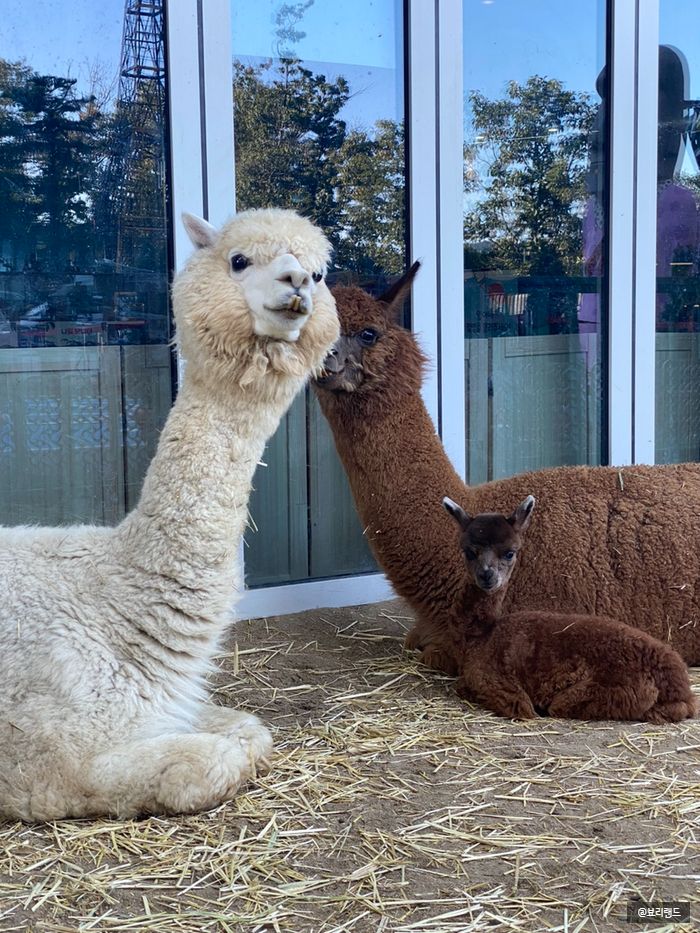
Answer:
top-left (510, 495), bottom-right (536, 533)
top-left (182, 212), bottom-right (218, 250)
top-left (443, 496), bottom-right (471, 530)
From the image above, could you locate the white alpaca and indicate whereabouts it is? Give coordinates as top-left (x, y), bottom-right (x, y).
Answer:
top-left (0, 208), bottom-right (339, 821)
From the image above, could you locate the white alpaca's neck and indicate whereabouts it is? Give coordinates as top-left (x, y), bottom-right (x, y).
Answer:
top-left (115, 372), bottom-right (299, 588)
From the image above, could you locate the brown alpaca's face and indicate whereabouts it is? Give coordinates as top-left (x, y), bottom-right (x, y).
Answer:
top-left (314, 295), bottom-right (390, 392)
top-left (314, 262), bottom-right (423, 395)
top-left (443, 496), bottom-right (535, 593)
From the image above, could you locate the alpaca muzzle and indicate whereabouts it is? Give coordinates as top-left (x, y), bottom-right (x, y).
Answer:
top-left (314, 337), bottom-right (364, 391)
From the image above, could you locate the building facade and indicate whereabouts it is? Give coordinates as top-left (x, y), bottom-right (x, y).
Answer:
top-left (0, 0), bottom-right (698, 617)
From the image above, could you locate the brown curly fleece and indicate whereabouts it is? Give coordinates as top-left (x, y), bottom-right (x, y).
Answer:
top-left (313, 266), bottom-right (700, 666)
top-left (456, 607), bottom-right (696, 722)
top-left (442, 508), bottom-right (696, 723)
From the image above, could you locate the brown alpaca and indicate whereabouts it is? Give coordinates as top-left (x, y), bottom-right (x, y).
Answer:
top-left (442, 495), bottom-right (696, 723)
top-left (313, 263), bottom-right (700, 666)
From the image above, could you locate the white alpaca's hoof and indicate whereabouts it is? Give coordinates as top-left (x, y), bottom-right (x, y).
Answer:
top-left (197, 705), bottom-right (273, 776)
top-left (235, 717), bottom-right (274, 778)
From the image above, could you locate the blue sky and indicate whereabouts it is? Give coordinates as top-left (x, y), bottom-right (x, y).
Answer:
top-left (230, 0), bottom-right (403, 129)
top-left (0, 1), bottom-right (123, 102)
top-left (0, 0), bottom-right (696, 129)
top-left (463, 0), bottom-right (607, 117)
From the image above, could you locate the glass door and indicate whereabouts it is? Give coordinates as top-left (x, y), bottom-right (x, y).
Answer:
top-left (230, 0), bottom-right (407, 585)
top-left (655, 5), bottom-right (700, 464)
top-left (462, 0), bottom-right (608, 482)
top-left (0, 1), bottom-right (173, 525)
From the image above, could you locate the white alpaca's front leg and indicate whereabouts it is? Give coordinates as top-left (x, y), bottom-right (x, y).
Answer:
top-left (80, 728), bottom-right (272, 818)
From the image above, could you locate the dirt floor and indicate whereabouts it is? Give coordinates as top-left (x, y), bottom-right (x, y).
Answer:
top-left (0, 599), bottom-right (698, 933)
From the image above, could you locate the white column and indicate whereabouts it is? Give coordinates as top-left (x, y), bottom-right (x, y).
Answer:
top-left (407, 0), bottom-right (440, 429)
top-left (166, 0), bottom-right (205, 388)
top-left (200, 0), bottom-right (236, 226)
top-left (436, 0), bottom-right (466, 478)
top-left (166, 0), bottom-right (205, 270)
top-left (633, 0), bottom-right (659, 463)
top-left (608, 0), bottom-right (638, 466)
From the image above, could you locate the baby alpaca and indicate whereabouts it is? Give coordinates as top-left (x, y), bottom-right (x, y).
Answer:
top-left (442, 496), bottom-right (696, 723)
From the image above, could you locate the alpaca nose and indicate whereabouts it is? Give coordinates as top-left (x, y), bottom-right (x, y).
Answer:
top-left (480, 568), bottom-right (497, 587)
top-left (321, 337), bottom-right (352, 373)
top-left (278, 268), bottom-right (311, 290)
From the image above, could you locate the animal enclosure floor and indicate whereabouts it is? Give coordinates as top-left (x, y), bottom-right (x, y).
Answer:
top-left (1, 600), bottom-right (699, 933)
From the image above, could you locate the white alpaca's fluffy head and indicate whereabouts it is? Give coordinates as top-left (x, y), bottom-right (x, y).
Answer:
top-left (173, 209), bottom-right (339, 388)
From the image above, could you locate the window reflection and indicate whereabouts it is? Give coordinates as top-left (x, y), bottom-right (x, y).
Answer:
top-left (232, 0), bottom-right (406, 285)
top-left (655, 10), bottom-right (700, 465)
top-left (656, 45), bottom-right (700, 334)
top-left (0, 2), bottom-right (172, 526)
top-left (231, 0), bottom-right (406, 585)
top-left (463, 0), bottom-right (607, 483)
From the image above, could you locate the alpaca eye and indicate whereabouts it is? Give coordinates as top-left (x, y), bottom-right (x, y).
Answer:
top-left (463, 548), bottom-right (477, 561)
top-left (230, 254), bottom-right (250, 272)
top-left (312, 271), bottom-right (323, 283)
top-left (359, 328), bottom-right (379, 346)
top-left (504, 550), bottom-right (515, 561)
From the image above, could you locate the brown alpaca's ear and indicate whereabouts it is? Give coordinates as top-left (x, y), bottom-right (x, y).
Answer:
top-left (182, 212), bottom-right (217, 250)
top-left (378, 261), bottom-right (420, 324)
top-left (509, 495), bottom-right (536, 533)
top-left (443, 496), bottom-right (471, 530)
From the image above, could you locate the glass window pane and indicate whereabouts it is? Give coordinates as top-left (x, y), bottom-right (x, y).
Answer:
top-left (231, 0), bottom-right (406, 586)
top-left (463, 0), bottom-right (608, 483)
top-left (655, 9), bottom-right (700, 464)
top-left (0, 2), bottom-right (172, 525)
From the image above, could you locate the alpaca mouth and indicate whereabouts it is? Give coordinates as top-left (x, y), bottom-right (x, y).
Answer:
top-left (314, 337), bottom-right (365, 391)
top-left (286, 294), bottom-right (308, 315)
top-left (264, 297), bottom-right (309, 319)
top-left (315, 362), bottom-right (364, 392)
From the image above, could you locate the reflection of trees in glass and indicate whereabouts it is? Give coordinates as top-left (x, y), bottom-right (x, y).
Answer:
top-left (234, 59), bottom-right (349, 230)
top-left (0, 61), bottom-right (35, 266)
top-left (465, 76), bottom-right (595, 277)
top-left (233, 58), bottom-right (405, 276)
top-left (335, 121), bottom-right (405, 275)
top-left (0, 49), bottom-right (166, 277)
top-left (0, 53), bottom-right (168, 342)
top-left (274, 1), bottom-right (315, 59)
top-left (95, 79), bottom-right (167, 274)
top-left (0, 64), bottom-right (99, 271)
top-left (658, 171), bottom-right (700, 330)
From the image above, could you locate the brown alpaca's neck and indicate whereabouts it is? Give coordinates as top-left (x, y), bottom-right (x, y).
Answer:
top-left (458, 580), bottom-right (506, 627)
top-left (317, 384), bottom-right (470, 623)
top-left (116, 371), bottom-right (301, 584)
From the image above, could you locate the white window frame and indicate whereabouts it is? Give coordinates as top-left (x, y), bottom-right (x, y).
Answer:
top-left (609, 0), bottom-right (659, 464)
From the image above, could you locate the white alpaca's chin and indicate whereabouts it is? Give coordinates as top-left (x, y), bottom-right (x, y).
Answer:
top-left (254, 317), bottom-right (302, 342)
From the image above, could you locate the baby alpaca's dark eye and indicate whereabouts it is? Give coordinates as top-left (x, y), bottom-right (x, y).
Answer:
top-left (358, 328), bottom-right (379, 346)
top-left (463, 547), bottom-right (477, 561)
top-left (312, 271), bottom-right (323, 283)
top-left (230, 254), bottom-right (250, 272)
top-left (504, 550), bottom-right (515, 561)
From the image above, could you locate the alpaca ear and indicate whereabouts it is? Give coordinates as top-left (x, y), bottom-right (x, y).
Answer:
top-left (182, 212), bottom-right (217, 250)
top-left (510, 495), bottom-right (536, 533)
top-left (378, 261), bottom-right (420, 324)
top-left (443, 496), bottom-right (471, 529)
